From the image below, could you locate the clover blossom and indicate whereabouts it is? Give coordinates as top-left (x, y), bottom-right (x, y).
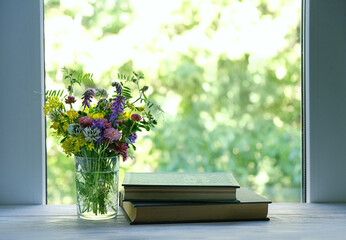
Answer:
top-left (81, 88), bottom-right (96, 109)
top-left (131, 113), bottom-right (142, 122)
top-left (78, 116), bottom-right (93, 127)
top-left (67, 123), bottom-right (83, 136)
top-left (109, 142), bottom-right (128, 161)
top-left (103, 119), bottom-right (112, 128)
top-left (83, 127), bottom-right (101, 141)
top-left (64, 96), bottom-right (76, 104)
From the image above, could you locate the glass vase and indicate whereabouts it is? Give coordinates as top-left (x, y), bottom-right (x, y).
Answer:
top-left (74, 156), bottom-right (119, 220)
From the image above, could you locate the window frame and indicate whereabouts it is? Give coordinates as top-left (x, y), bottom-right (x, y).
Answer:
top-left (1, 0), bottom-right (346, 204)
top-left (303, 0), bottom-right (346, 203)
top-left (0, 0), bottom-right (46, 204)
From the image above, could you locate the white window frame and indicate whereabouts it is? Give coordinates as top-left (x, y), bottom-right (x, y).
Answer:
top-left (1, 0), bottom-right (345, 204)
top-left (0, 0), bottom-right (46, 204)
top-left (304, 0), bottom-right (346, 202)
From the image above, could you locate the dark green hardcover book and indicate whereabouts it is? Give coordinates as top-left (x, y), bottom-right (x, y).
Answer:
top-left (122, 172), bottom-right (240, 201)
top-left (120, 188), bottom-right (271, 224)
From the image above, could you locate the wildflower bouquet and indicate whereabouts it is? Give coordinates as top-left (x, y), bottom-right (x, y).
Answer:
top-left (44, 68), bottom-right (159, 219)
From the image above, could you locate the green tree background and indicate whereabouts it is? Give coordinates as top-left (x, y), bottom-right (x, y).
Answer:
top-left (45, 0), bottom-right (301, 203)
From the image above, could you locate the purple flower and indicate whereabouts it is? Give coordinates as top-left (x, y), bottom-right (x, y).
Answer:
top-left (81, 88), bottom-right (96, 109)
top-left (104, 128), bottom-right (121, 143)
top-left (91, 118), bottom-right (113, 145)
top-left (95, 132), bottom-right (104, 145)
top-left (112, 82), bottom-right (122, 95)
top-left (78, 116), bottom-right (93, 127)
top-left (102, 119), bottom-right (112, 128)
top-left (65, 96), bottom-right (76, 104)
top-left (109, 96), bottom-right (126, 123)
top-left (109, 142), bottom-right (128, 161)
top-left (128, 133), bottom-right (137, 144)
top-left (92, 119), bottom-right (114, 132)
top-left (92, 119), bottom-right (106, 131)
top-left (131, 113), bottom-right (142, 122)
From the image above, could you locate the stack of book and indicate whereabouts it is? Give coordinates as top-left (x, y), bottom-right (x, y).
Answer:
top-left (120, 172), bottom-right (271, 224)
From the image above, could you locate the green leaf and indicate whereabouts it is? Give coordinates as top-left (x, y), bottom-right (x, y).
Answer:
top-left (46, 89), bottom-right (65, 98)
top-left (60, 136), bottom-right (68, 143)
top-left (122, 87), bottom-right (133, 99)
top-left (77, 73), bottom-right (94, 84)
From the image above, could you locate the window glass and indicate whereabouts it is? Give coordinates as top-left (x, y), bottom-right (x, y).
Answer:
top-left (45, 0), bottom-right (301, 203)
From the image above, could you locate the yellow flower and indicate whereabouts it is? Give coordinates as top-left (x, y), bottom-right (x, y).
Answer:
top-left (50, 122), bottom-right (59, 130)
top-left (63, 123), bottom-right (69, 132)
top-left (66, 110), bottom-right (78, 119)
top-left (86, 141), bottom-right (94, 151)
top-left (124, 112), bottom-right (131, 119)
top-left (73, 136), bottom-right (88, 153)
top-left (58, 113), bottom-right (68, 125)
top-left (137, 106), bottom-right (145, 112)
top-left (94, 113), bottom-right (104, 119)
top-left (43, 96), bottom-right (64, 116)
top-left (61, 138), bottom-right (74, 156)
top-left (87, 112), bottom-right (104, 119)
top-left (61, 135), bottom-right (93, 156)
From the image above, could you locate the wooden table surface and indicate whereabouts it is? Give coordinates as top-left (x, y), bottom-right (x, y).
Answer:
top-left (1, 203), bottom-right (346, 239)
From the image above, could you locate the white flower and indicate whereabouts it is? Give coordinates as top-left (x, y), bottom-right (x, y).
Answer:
top-left (67, 124), bottom-right (83, 136)
top-left (83, 127), bottom-right (100, 141)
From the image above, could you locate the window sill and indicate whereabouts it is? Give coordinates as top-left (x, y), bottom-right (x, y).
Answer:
top-left (1, 203), bottom-right (345, 239)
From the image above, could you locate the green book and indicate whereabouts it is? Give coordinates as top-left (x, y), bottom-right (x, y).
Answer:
top-left (122, 172), bottom-right (240, 202)
top-left (120, 188), bottom-right (271, 224)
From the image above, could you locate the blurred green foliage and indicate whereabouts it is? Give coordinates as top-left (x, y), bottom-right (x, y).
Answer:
top-left (45, 0), bottom-right (301, 203)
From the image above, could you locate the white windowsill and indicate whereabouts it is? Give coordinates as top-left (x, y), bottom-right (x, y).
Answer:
top-left (1, 203), bottom-right (345, 239)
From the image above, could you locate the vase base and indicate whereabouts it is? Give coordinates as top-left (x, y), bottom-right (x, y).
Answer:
top-left (78, 211), bottom-right (117, 220)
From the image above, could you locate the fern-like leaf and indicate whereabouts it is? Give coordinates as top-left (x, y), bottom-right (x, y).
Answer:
top-left (146, 100), bottom-right (164, 113)
top-left (46, 90), bottom-right (65, 98)
top-left (133, 71), bottom-right (144, 80)
top-left (118, 73), bottom-right (135, 82)
top-left (78, 73), bottom-right (94, 84)
top-left (122, 86), bottom-right (133, 100)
